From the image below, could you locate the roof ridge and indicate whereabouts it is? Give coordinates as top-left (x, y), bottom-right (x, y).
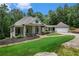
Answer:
top-left (56, 22), bottom-right (69, 28)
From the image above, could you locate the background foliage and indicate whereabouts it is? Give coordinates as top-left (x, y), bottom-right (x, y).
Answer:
top-left (0, 3), bottom-right (79, 39)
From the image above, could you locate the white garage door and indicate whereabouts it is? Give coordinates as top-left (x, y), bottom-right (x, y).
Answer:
top-left (55, 28), bottom-right (69, 33)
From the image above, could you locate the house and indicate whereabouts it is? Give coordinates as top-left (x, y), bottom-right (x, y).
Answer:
top-left (10, 16), bottom-right (44, 38)
top-left (55, 22), bottom-right (69, 33)
top-left (10, 16), bottom-right (69, 38)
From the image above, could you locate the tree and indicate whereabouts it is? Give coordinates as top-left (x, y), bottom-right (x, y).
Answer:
top-left (27, 8), bottom-right (34, 16)
top-left (0, 4), bottom-right (25, 38)
top-left (56, 6), bottom-right (64, 23)
top-left (0, 4), bottom-right (8, 36)
top-left (63, 4), bottom-right (69, 24)
top-left (43, 15), bottom-right (49, 24)
top-left (10, 9), bottom-right (25, 24)
top-left (48, 10), bottom-right (58, 25)
top-left (34, 12), bottom-right (44, 22)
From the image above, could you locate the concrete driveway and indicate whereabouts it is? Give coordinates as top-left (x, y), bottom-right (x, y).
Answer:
top-left (61, 32), bottom-right (79, 48)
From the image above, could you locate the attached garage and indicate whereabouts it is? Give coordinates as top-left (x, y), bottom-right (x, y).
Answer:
top-left (55, 22), bottom-right (69, 33)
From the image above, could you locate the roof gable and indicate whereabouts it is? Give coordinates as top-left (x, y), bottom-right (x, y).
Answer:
top-left (56, 22), bottom-right (69, 28)
top-left (14, 16), bottom-right (41, 26)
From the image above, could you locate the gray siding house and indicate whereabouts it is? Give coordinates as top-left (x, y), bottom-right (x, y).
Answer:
top-left (10, 16), bottom-right (44, 38)
top-left (10, 16), bottom-right (69, 38)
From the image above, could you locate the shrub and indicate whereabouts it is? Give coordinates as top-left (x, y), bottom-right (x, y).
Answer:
top-left (16, 35), bottom-right (23, 38)
top-left (42, 30), bottom-right (50, 35)
top-left (0, 34), bottom-right (5, 39)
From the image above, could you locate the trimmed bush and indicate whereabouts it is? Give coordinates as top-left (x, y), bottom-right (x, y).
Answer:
top-left (16, 35), bottom-right (23, 38)
top-left (42, 30), bottom-right (50, 35)
top-left (0, 34), bottom-right (5, 39)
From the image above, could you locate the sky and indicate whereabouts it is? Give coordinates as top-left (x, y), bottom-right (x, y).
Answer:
top-left (31, 3), bottom-right (75, 14)
top-left (5, 3), bottom-right (76, 15)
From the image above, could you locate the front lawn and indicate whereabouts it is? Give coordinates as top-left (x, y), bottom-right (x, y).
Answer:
top-left (0, 35), bottom-right (74, 56)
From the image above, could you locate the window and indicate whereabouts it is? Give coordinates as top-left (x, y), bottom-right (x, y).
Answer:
top-left (35, 20), bottom-right (39, 23)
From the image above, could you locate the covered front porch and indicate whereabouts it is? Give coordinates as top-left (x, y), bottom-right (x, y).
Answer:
top-left (10, 24), bottom-right (43, 38)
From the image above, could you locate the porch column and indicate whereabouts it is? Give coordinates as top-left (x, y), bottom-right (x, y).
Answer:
top-left (50, 27), bottom-right (51, 32)
top-left (23, 25), bottom-right (26, 37)
top-left (32, 26), bottom-right (35, 35)
top-left (38, 26), bottom-right (41, 34)
top-left (10, 27), bottom-right (13, 38)
top-left (13, 26), bottom-right (16, 38)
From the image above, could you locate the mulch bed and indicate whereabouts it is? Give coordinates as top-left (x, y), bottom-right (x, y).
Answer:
top-left (0, 36), bottom-right (39, 45)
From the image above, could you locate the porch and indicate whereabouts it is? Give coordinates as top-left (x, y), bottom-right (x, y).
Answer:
top-left (10, 24), bottom-right (43, 38)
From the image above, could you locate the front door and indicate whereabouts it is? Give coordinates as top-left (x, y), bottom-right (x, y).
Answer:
top-left (35, 26), bottom-right (39, 34)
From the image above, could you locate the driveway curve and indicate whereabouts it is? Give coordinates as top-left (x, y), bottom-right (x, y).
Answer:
top-left (61, 33), bottom-right (79, 48)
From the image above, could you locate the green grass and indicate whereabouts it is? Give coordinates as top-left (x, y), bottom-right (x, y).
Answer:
top-left (47, 33), bottom-right (61, 36)
top-left (0, 35), bottom-right (74, 56)
top-left (57, 46), bottom-right (79, 56)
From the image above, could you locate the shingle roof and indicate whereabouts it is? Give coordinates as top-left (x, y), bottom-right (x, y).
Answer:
top-left (56, 22), bottom-right (69, 28)
top-left (14, 16), bottom-right (43, 26)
